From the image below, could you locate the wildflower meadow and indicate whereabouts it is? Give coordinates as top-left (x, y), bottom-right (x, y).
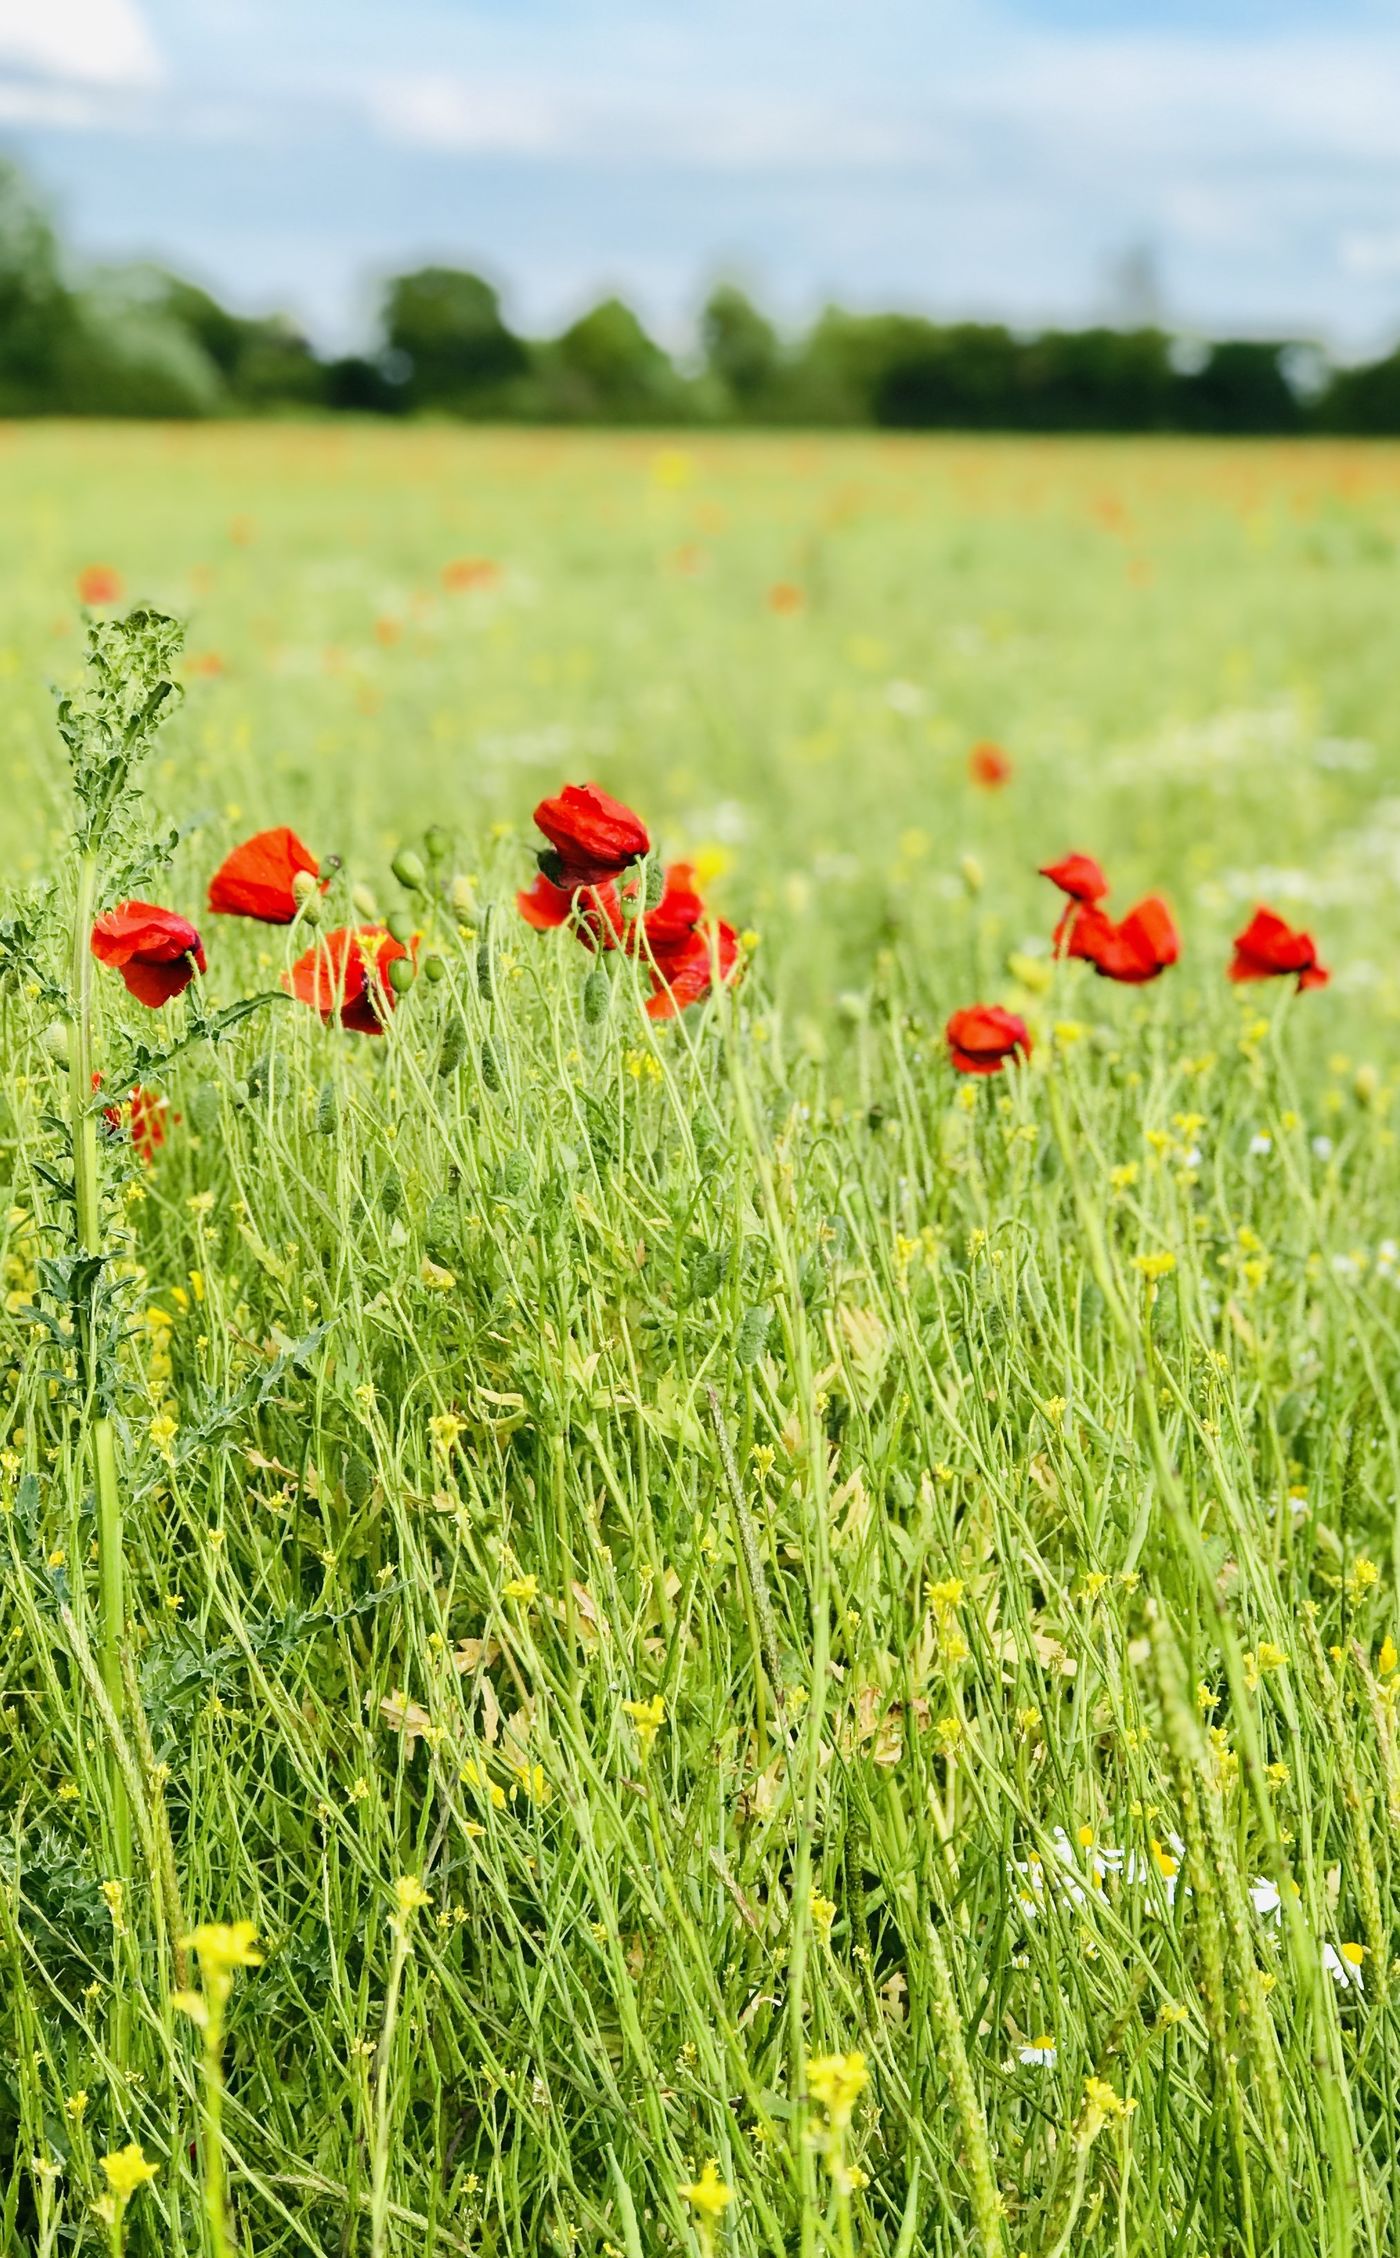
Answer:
top-left (4, 423), bottom-right (1400, 2256)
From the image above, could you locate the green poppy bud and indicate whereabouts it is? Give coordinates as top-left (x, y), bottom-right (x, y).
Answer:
top-left (392, 847), bottom-right (427, 891)
top-left (386, 908), bottom-right (415, 945)
top-left (387, 955), bottom-right (416, 996)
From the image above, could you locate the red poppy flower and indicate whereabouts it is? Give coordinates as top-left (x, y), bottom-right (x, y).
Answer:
top-left (1228, 907), bottom-right (1328, 992)
top-left (532, 784), bottom-right (650, 889)
top-left (284, 926), bottom-right (412, 1034)
top-left (77, 564), bottom-right (123, 606)
top-left (969, 741), bottom-right (1012, 789)
top-left (515, 871), bottom-right (624, 950)
top-left (1040, 853), bottom-right (1108, 904)
top-left (1065, 896), bottom-right (1179, 985)
top-left (91, 902), bottom-right (206, 1007)
top-left (208, 827), bottom-right (321, 923)
top-left (946, 1004), bottom-right (1032, 1075)
top-left (645, 916), bottom-right (740, 1020)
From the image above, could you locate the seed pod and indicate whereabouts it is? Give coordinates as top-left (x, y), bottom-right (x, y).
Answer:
top-left (438, 1015), bottom-right (468, 1076)
top-left (422, 953), bottom-right (447, 984)
top-left (314, 1082), bottom-right (337, 1136)
top-left (583, 965), bottom-right (609, 1024)
top-left (735, 1305), bottom-right (772, 1366)
top-left (391, 847), bottom-right (427, 890)
top-left (386, 908), bottom-right (415, 945)
top-left (188, 1083), bottom-right (220, 1136)
top-left (387, 955), bottom-right (415, 996)
top-left (344, 1456), bottom-right (373, 1508)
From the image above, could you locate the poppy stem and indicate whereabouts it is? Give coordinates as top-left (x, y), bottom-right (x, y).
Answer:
top-left (69, 851), bottom-right (132, 1947)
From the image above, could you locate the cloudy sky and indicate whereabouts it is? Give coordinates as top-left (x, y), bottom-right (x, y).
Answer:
top-left (1, 0), bottom-right (1398, 354)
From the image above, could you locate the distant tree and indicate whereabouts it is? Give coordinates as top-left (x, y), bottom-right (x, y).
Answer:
top-left (323, 355), bottom-right (407, 414)
top-left (700, 283), bottom-right (781, 413)
top-left (0, 161), bottom-right (78, 409)
top-left (382, 266), bottom-right (529, 411)
top-left (1172, 341), bottom-right (1303, 434)
top-left (1016, 328), bottom-right (1176, 431)
top-left (1318, 349), bottom-right (1400, 435)
top-left (542, 297), bottom-right (688, 422)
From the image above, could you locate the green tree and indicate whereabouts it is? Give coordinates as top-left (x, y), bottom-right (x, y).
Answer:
top-left (542, 297), bottom-right (688, 422)
top-left (382, 266), bottom-right (529, 411)
top-left (700, 283), bottom-right (781, 414)
top-left (0, 160), bottom-right (78, 409)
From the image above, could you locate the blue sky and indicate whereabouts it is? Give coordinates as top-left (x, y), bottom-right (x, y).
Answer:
top-left (1, 0), bottom-right (1398, 353)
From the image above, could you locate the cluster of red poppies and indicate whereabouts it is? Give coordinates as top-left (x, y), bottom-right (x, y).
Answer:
top-left (944, 853), bottom-right (1330, 1075)
top-left (89, 827), bottom-right (414, 1035)
top-left (515, 784), bottom-right (739, 1020)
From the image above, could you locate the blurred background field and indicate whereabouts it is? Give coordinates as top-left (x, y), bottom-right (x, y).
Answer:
top-left (4, 424), bottom-right (1400, 1032)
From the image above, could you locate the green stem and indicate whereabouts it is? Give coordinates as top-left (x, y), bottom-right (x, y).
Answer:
top-left (202, 2011), bottom-right (230, 2258)
top-left (69, 851), bottom-right (131, 2042)
top-left (370, 1926), bottom-right (411, 2258)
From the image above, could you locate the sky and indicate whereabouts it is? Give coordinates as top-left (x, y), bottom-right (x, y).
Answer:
top-left (1, 0), bottom-right (1399, 356)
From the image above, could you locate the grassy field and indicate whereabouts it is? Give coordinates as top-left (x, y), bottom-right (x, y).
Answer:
top-left (4, 424), bottom-right (1400, 2257)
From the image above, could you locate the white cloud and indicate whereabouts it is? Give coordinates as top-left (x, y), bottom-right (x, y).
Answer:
top-left (0, 0), bottom-right (161, 87)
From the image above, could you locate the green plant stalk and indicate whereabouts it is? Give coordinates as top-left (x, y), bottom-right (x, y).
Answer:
top-left (200, 2002), bottom-right (231, 2258)
top-left (69, 850), bottom-right (132, 2035)
top-left (370, 1922), bottom-right (412, 2258)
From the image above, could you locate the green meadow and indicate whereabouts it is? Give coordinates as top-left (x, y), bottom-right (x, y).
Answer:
top-left (4, 423), bottom-right (1400, 2257)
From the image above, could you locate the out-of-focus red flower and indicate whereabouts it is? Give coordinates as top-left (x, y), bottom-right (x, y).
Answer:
top-left (442, 557), bottom-right (499, 592)
top-left (208, 827), bottom-right (321, 923)
top-left (533, 784), bottom-right (650, 889)
top-left (946, 1005), bottom-right (1031, 1075)
top-left (284, 926), bottom-right (412, 1034)
top-left (77, 565), bottom-right (123, 606)
top-left (186, 651), bottom-right (225, 678)
top-left (515, 871), bottom-right (624, 950)
top-left (1040, 853), bottom-right (1108, 904)
top-left (767, 581), bottom-right (805, 614)
top-left (969, 741), bottom-right (1012, 789)
top-left (91, 903), bottom-right (206, 1007)
top-left (1228, 907), bottom-right (1329, 992)
top-left (94, 1078), bottom-right (167, 1163)
top-left (1065, 896), bottom-right (1180, 984)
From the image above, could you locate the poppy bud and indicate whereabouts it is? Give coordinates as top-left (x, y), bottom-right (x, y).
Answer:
top-left (424, 826), bottom-right (451, 863)
top-left (387, 955), bottom-right (416, 996)
top-left (317, 855), bottom-right (342, 883)
top-left (291, 869), bottom-right (320, 909)
top-left (1355, 1063), bottom-right (1380, 1106)
top-left (643, 860), bottom-right (666, 911)
top-left (381, 1169), bottom-right (405, 1216)
top-left (421, 952), bottom-right (446, 983)
top-left (583, 965), bottom-right (610, 1023)
top-left (351, 884), bottom-right (378, 921)
top-left (481, 1041), bottom-right (501, 1091)
top-left (41, 1020), bottom-right (71, 1067)
top-left (391, 848), bottom-right (427, 891)
top-left (736, 1305), bottom-right (772, 1366)
top-left (386, 909), bottom-right (415, 945)
top-left (315, 1083), bottom-right (338, 1135)
top-left (449, 874), bottom-right (476, 917)
top-left (960, 854), bottom-right (984, 896)
top-left (438, 1016), bottom-right (468, 1076)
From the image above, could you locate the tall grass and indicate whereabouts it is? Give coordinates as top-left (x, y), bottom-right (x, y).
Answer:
top-left (2, 429), bottom-right (1399, 2255)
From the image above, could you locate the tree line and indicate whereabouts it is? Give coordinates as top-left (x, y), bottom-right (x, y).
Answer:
top-left (4, 160), bottom-right (1399, 433)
